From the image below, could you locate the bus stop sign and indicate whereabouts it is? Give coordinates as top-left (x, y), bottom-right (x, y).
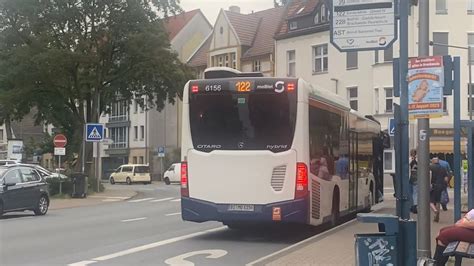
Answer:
top-left (330, 0), bottom-right (397, 52)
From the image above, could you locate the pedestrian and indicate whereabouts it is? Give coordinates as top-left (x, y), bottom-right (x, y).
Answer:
top-left (409, 149), bottom-right (418, 214)
top-left (429, 157), bottom-right (449, 222)
top-left (438, 158), bottom-right (452, 211)
top-left (433, 209), bottom-right (474, 266)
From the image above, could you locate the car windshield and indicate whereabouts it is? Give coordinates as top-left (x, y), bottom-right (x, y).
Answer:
top-left (134, 166), bottom-right (149, 173)
top-left (0, 167), bottom-right (7, 177)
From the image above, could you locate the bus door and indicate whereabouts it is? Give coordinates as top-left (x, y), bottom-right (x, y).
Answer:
top-left (349, 131), bottom-right (358, 211)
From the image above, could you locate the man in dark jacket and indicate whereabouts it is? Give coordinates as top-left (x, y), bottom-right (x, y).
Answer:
top-left (430, 157), bottom-right (449, 223)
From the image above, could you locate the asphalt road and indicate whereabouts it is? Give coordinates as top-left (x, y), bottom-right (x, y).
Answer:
top-left (0, 183), bottom-right (326, 266)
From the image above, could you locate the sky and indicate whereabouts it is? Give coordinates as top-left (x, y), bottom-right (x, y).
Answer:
top-left (179, 0), bottom-right (276, 24)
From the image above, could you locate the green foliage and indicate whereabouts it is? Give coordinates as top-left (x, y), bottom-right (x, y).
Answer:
top-left (0, 0), bottom-right (192, 168)
top-left (88, 176), bottom-right (105, 193)
top-left (164, 147), bottom-right (180, 169)
top-left (46, 177), bottom-right (73, 196)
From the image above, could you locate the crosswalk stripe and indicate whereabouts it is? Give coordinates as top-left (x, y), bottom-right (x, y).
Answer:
top-left (127, 198), bottom-right (155, 203)
top-left (150, 197), bottom-right (174, 202)
top-left (170, 199), bottom-right (181, 202)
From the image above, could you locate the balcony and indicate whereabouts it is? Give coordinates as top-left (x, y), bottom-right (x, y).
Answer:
top-left (106, 115), bottom-right (130, 128)
top-left (105, 142), bottom-right (129, 156)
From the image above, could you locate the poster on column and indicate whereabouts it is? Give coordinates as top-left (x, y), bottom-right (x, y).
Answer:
top-left (408, 56), bottom-right (444, 120)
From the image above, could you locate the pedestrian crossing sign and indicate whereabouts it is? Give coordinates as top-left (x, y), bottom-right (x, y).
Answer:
top-left (86, 123), bottom-right (104, 142)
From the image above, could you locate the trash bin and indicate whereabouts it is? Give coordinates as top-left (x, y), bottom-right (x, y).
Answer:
top-left (355, 213), bottom-right (399, 266)
top-left (71, 173), bottom-right (88, 198)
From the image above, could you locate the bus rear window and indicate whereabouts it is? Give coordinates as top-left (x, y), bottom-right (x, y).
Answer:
top-left (189, 90), bottom-right (297, 152)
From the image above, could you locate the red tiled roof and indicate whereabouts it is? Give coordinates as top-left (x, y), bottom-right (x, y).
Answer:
top-left (242, 7), bottom-right (286, 59)
top-left (224, 11), bottom-right (261, 47)
top-left (163, 9), bottom-right (201, 40)
top-left (276, 0), bottom-right (321, 37)
top-left (187, 34), bottom-right (211, 67)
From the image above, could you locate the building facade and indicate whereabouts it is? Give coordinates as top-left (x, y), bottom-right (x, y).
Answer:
top-left (275, 0), bottom-right (474, 154)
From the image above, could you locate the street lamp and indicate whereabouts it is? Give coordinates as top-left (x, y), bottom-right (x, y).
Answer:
top-left (429, 41), bottom-right (473, 120)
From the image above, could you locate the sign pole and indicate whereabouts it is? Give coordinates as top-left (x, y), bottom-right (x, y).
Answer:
top-left (58, 155), bottom-right (62, 195)
top-left (417, 0), bottom-right (432, 261)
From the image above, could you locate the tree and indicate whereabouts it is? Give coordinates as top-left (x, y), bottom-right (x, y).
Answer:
top-left (0, 0), bottom-right (192, 174)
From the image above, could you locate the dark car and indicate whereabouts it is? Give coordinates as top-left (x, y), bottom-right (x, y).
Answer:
top-left (0, 165), bottom-right (50, 217)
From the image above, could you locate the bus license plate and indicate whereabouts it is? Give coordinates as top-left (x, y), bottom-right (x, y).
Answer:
top-left (228, 204), bottom-right (255, 212)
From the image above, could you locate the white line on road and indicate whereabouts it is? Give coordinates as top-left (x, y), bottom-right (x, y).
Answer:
top-left (127, 198), bottom-right (154, 203)
top-left (102, 199), bottom-right (121, 202)
top-left (67, 226), bottom-right (227, 265)
top-left (165, 212), bottom-right (181, 216)
top-left (150, 197), bottom-right (174, 202)
top-left (121, 217), bottom-right (147, 222)
top-left (171, 198), bottom-right (181, 202)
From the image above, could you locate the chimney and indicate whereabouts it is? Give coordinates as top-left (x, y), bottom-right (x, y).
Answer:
top-left (229, 6), bottom-right (241, 13)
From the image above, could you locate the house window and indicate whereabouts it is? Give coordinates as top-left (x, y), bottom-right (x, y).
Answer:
top-left (320, 4), bottom-right (327, 22)
top-left (384, 46), bottom-right (393, 62)
top-left (253, 60), bottom-right (261, 72)
top-left (312, 44), bottom-right (328, 73)
top-left (436, 0), bottom-right (447, 14)
top-left (433, 32), bottom-right (449, 55)
top-left (443, 96), bottom-right (448, 113)
top-left (110, 100), bottom-right (128, 122)
top-left (289, 21), bottom-right (297, 30)
top-left (287, 50), bottom-right (296, 77)
top-left (374, 51), bottom-right (379, 64)
top-left (109, 127), bottom-right (128, 148)
top-left (314, 13), bottom-right (319, 24)
top-left (385, 87), bottom-right (393, 113)
top-left (374, 88), bottom-right (379, 114)
top-left (346, 51), bottom-right (358, 69)
top-left (218, 55), bottom-right (223, 67)
top-left (231, 53), bottom-right (237, 69)
top-left (0, 129), bottom-right (3, 142)
top-left (469, 0), bottom-right (474, 14)
top-left (225, 55), bottom-right (229, 67)
top-left (140, 125), bottom-right (144, 140)
top-left (347, 87), bottom-right (358, 111)
top-left (468, 33), bottom-right (474, 64)
top-left (134, 99), bottom-right (139, 113)
top-left (139, 156), bottom-right (144, 164)
top-left (133, 157), bottom-right (137, 164)
top-left (134, 126), bottom-right (138, 140)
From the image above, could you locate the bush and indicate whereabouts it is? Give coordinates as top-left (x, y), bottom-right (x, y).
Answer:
top-left (46, 177), bottom-right (73, 196)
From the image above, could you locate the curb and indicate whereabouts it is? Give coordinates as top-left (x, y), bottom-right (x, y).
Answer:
top-left (49, 190), bottom-right (139, 210)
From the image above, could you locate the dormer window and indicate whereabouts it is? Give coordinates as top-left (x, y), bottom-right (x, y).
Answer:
top-left (321, 4), bottom-right (327, 22)
top-left (289, 21), bottom-right (297, 30)
top-left (314, 13), bottom-right (319, 24)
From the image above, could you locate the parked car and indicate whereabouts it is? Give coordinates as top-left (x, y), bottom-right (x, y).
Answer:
top-left (109, 164), bottom-right (151, 185)
top-left (163, 163), bottom-right (181, 185)
top-left (27, 164), bottom-right (68, 180)
top-left (0, 165), bottom-right (50, 217)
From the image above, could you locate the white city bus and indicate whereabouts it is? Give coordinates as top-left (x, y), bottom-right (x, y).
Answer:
top-left (180, 68), bottom-right (382, 227)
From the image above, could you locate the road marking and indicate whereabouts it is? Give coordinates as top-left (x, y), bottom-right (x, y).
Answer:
top-left (165, 212), bottom-right (181, 216)
top-left (121, 217), bottom-right (147, 222)
top-left (150, 197), bottom-right (174, 202)
top-left (67, 226), bottom-right (226, 265)
top-left (246, 203), bottom-right (386, 266)
top-left (171, 198), bottom-right (181, 202)
top-left (89, 196), bottom-right (130, 199)
top-left (68, 260), bottom-right (97, 266)
top-left (127, 198), bottom-right (154, 203)
top-left (165, 249), bottom-right (228, 266)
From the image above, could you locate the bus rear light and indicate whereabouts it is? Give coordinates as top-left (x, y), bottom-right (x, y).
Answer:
top-left (181, 162), bottom-right (189, 197)
top-left (287, 83), bottom-right (295, 91)
top-left (191, 85), bottom-right (199, 93)
top-left (295, 162), bottom-right (308, 199)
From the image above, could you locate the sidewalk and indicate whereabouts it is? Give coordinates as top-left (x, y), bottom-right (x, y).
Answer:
top-left (49, 185), bottom-right (137, 210)
top-left (266, 192), bottom-right (474, 266)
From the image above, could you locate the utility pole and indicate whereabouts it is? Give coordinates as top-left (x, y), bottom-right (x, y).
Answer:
top-left (417, 0), bottom-right (432, 261)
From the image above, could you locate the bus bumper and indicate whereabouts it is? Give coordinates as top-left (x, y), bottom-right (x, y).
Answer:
top-left (181, 197), bottom-right (308, 224)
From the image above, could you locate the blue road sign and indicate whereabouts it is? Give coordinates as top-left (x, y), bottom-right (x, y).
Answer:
top-left (158, 146), bottom-right (165, 158)
top-left (86, 123), bottom-right (104, 142)
top-left (389, 118), bottom-right (395, 136)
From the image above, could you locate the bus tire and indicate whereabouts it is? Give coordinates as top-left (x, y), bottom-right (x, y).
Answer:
top-left (330, 189), bottom-right (340, 227)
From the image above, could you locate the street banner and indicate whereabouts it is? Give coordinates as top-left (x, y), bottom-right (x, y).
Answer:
top-left (408, 56), bottom-right (444, 120)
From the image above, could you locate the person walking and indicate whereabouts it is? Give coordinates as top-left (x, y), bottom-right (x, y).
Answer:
top-left (409, 149), bottom-right (418, 213)
top-left (438, 158), bottom-right (452, 211)
top-left (430, 157), bottom-right (449, 222)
